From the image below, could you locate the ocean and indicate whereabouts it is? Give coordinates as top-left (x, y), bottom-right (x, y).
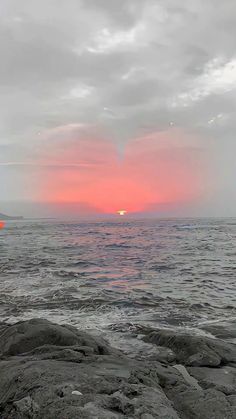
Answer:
top-left (1, 218), bottom-right (236, 355)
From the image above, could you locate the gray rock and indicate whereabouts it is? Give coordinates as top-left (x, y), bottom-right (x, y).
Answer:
top-left (228, 395), bottom-right (236, 406)
top-left (0, 357), bottom-right (180, 418)
top-left (200, 322), bottom-right (236, 340)
top-left (0, 319), bottom-right (180, 419)
top-left (154, 362), bottom-right (236, 418)
top-left (187, 366), bottom-right (236, 395)
top-left (0, 323), bottom-right (9, 335)
top-left (13, 396), bottom-right (39, 418)
top-left (1, 319), bottom-right (236, 418)
top-left (168, 386), bottom-right (236, 419)
top-left (149, 346), bottom-right (176, 363)
top-left (172, 364), bottom-right (201, 390)
top-left (0, 318), bottom-right (112, 357)
top-left (143, 328), bottom-right (236, 366)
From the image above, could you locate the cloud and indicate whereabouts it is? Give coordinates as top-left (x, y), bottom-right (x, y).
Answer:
top-left (173, 58), bottom-right (236, 107)
top-left (1, 0), bottom-right (236, 143)
top-left (85, 25), bottom-right (144, 54)
top-left (1, 0), bottom-right (236, 215)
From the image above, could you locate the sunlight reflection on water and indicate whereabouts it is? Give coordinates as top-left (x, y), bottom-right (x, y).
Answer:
top-left (1, 218), bottom-right (236, 351)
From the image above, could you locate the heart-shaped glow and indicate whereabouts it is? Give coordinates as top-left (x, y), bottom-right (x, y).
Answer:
top-left (36, 126), bottom-right (206, 215)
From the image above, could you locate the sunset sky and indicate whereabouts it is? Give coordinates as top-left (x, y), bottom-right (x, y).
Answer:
top-left (0, 0), bottom-right (236, 217)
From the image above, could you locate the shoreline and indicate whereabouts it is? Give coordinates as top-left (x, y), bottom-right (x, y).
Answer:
top-left (0, 318), bottom-right (236, 418)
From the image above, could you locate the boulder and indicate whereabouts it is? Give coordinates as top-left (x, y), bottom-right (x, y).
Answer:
top-left (168, 386), bottom-right (236, 419)
top-left (200, 322), bottom-right (236, 340)
top-left (0, 318), bottom-right (112, 357)
top-left (187, 366), bottom-right (236, 395)
top-left (143, 328), bottom-right (236, 366)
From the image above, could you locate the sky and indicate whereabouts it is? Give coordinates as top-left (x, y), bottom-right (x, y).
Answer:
top-left (0, 0), bottom-right (236, 217)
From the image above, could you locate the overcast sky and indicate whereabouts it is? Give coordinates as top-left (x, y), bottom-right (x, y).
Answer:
top-left (0, 0), bottom-right (236, 216)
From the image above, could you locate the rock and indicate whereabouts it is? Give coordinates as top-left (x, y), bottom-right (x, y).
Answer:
top-left (0, 318), bottom-right (112, 357)
top-left (228, 395), bottom-right (236, 406)
top-left (187, 366), bottom-right (236, 395)
top-left (149, 346), bottom-right (176, 363)
top-left (154, 362), bottom-right (236, 418)
top-left (200, 322), bottom-right (236, 340)
top-left (0, 323), bottom-right (9, 335)
top-left (0, 319), bottom-right (180, 419)
top-left (172, 364), bottom-right (201, 390)
top-left (0, 357), bottom-right (180, 418)
top-left (143, 328), bottom-right (236, 366)
top-left (101, 387), bottom-right (180, 418)
top-left (1, 319), bottom-right (236, 418)
top-left (13, 396), bottom-right (39, 418)
top-left (168, 386), bottom-right (236, 419)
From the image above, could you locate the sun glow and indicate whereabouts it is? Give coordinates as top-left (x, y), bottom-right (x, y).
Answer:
top-left (117, 210), bottom-right (127, 216)
top-left (0, 221), bottom-right (5, 229)
top-left (36, 127), bottom-right (206, 216)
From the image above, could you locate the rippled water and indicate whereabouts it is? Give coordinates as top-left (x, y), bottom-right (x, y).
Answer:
top-left (1, 218), bottom-right (236, 352)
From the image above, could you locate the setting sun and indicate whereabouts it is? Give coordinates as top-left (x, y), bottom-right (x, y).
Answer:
top-left (117, 210), bottom-right (127, 216)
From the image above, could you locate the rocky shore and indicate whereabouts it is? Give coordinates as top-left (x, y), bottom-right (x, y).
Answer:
top-left (0, 319), bottom-right (236, 418)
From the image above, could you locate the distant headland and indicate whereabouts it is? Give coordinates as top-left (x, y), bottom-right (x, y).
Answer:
top-left (0, 212), bottom-right (23, 220)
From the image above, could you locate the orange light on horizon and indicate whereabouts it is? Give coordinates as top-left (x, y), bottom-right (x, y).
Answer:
top-left (35, 127), bottom-right (207, 216)
top-left (117, 210), bottom-right (127, 216)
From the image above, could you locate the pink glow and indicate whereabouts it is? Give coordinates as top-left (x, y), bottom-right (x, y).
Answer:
top-left (36, 127), bottom-right (206, 215)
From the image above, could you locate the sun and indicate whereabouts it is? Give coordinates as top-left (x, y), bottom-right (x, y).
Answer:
top-left (117, 210), bottom-right (127, 216)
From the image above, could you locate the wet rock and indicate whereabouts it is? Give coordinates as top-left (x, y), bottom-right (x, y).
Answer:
top-left (154, 363), bottom-right (236, 418)
top-left (149, 346), bottom-right (176, 363)
top-left (0, 318), bottom-right (112, 357)
top-left (13, 396), bottom-right (39, 418)
top-left (102, 387), bottom-right (180, 418)
top-left (187, 366), bottom-right (236, 395)
top-left (0, 357), bottom-right (180, 418)
top-left (168, 386), bottom-right (236, 419)
top-left (143, 328), bottom-right (236, 366)
top-left (172, 364), bottom-right (201, 390)
top-left (200, 322), bottom-right (236, 340)
top-left (141, 329), bottom-right (236, 418)
top-left (0, 323), bottom-right (9, 335)
top-left (228, 394), bottom-right (236, 406)
top-left (1, 319), bottom-right (236, 418)
top-left (0, 319), bottom-right (180, 419)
